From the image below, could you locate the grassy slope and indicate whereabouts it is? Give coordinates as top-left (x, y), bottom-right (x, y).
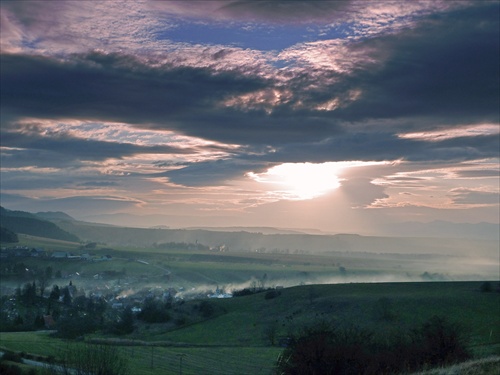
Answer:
top-left (159, 282), bottom-right (500, 352)
top-left (0, 282), bottom-right (498, 375)
top-left (1, 235), bottom-right (499, 374)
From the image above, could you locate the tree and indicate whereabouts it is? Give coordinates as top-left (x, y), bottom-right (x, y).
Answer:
top-left (410, 316), bottom-right (470, 367)
top-left (264, 322), bottom-right (279, 346)
top-left (49, 285), bottom-right (61, 301)
top-left (0, 226), bottom-right (18, 243)
top-left (275, 317), bottom-right (471, 375)
top-left (61, 287), bottom-right (72, 306)
top-left (258, 273), bottom-right (268, 289)
top-left (45, 266), bottom-right (53, 280)
top-left (198, 300), bottom-right (214, 318)
top-left (56, 314), bottom-right (98, 339)
top-left (138, 297), bottom-right (171, 323)
top-left (113, 306), bottom-right (135, 335)
top-left (21, 281), bottom-right (37, 305)
top-left (38, 273), bottom-right (48, 298)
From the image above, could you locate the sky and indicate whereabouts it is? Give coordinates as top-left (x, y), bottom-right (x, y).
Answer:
top-left (0, 0), bottom-right (499, 235)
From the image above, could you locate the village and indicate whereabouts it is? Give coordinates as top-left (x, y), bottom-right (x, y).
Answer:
top-left (0, 245), bottom-right (237, 334)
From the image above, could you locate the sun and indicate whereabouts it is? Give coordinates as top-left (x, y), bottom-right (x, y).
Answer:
top-left (250, 163), bottom-right (342, 200)
top-left (247, 161), bottom-right (386, 200)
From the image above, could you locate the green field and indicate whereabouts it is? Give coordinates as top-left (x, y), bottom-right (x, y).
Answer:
top-left (1, 281), bottom-right (498, 374)
top-left (2, 236), bottom-right (499, 374)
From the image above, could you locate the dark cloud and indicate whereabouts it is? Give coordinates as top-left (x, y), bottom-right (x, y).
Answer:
top-left (217, 0), bottom-right (351, 24)
top-left (0, 147), bottom-right (84, 169)
top-left (0, 125), bottom-right (194, 162)
top-left (0, 166), bottom-right (125, 191)
top-left (77, 181), bottom-right (120, 187)
top-left (328, 3), bottom-right (499, 124)
top-left (159, 158), bottom-right (269, 186)
top-left (1, 2), bottom-right (498, 187)
top-left (0, 51), bottom-right (266, 125)
top-left (0, 172), bottom-right (75, 191)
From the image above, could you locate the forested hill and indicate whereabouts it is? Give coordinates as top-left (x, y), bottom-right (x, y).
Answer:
top-left (0, 207), bottom-right (80, 242)
top-left (0, 226), bottom-right (18, 243)
top-left (35, 211), bottom-right (76, 221)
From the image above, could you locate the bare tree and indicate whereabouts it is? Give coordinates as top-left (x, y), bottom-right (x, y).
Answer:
top-left (263, 322), bottom-right (279, 346)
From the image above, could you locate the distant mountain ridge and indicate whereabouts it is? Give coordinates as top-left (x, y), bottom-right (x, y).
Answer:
top-left (383, 220), bottom-right (499, 241)
top-left (0, 206), bottom-right (80, 242)
top-left (55, 218), bottom-right (499, 260)
top-left (36, 211), bottom-right (76, 221)
top-left (1, 207), bottom-right (498, 260)
top-left (84, 213), bottom-right (499, 240)
top-left (184, 226), bottom-right (324, 235)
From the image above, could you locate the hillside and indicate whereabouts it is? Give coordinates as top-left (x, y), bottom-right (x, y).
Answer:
top-left (0, 226), bottom-right (18, 243)
top-left (0, 282), bottom-right (498, 375)
top-left (55, 219), bottom-right (499, 260)
top-left (0, 207), bottom-right (80, 243)
top-left (35, 211), bottom-right (76, 221)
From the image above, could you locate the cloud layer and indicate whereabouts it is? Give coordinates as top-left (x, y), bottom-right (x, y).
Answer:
top-left (1, 0), bottom-right (498, 231)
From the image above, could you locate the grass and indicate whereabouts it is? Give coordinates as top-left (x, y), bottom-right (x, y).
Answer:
top-left (155, 282), bottom-right (499, 350)
top-left (0, 332), bottom-right (280, 375)
top-left (1, 235), bottom-right (499, 374)
top-left (412, 356), bottom-right (500, 375)
top-left (1, 281), bottom-right (498, 374)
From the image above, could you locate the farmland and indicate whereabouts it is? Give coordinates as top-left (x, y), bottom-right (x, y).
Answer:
top-left (1, 232), bottom-right (499, 374)
top-left (1, 280), bottom-right (499, 374)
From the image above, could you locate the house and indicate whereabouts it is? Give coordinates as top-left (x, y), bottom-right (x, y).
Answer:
top-left (52, 251), bottom-right (68, 259)
top-left (30, 248), bottom-right (46, 257)
top-left (43, 315), bottom-right (56, 329)
top-left (14, 247), bottom-right (30, 257)
top-left (112, 302), bottom-right (123, 309)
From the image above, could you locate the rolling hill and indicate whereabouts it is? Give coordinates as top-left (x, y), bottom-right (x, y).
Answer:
top-left (0, 207), bottom-right (80, 243)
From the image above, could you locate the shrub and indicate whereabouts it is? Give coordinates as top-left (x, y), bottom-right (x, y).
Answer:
top-left (137, 298), bottom-right (171, 323)
top-left (55, 314), bottom-right (99, 339)
top-left (1, 351), bottom-right (22, 363)
top-left (275, 316), bottom-right (471, 375)
top-left (233, 288), bottom-right (257, 297)
top-left (0, 363), bottom-right (22, 375)
top-left (265, 290), bottom-right (281, 300)
top-left (410, 315), bottom-right (470, 368)
top-left (198, 301), bottom-right (214, 318)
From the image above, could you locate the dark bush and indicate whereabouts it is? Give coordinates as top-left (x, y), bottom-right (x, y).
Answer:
top-left (410, 316), bottom-right (470, 367)
top-left (175, 316), bottom-right (187, 326)
top-left (233, 288), bottom-right (257, 297)
top-left (198, 301), bottom-right (215, 318)
top-left (0, 363), bottom-right (22, 375)
top-left (275, 316), bottom-right (471, 375)
top-left (56, 314), bottom-right (98, 339)
top-left (1, 352), bottom-right (22, 363)
top-left (137, 298), bottom-right (171, 323)
top-left (112, 306), bottom-right (135, 335)
top-left (265, 290), bottom-right (281, 300)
